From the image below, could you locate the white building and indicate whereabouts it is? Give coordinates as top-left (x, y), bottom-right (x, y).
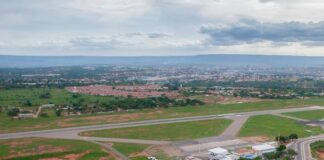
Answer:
top-left (208, 147), bottom-right (238, 160)
top-left (252, 144), bottom-right (276, 155)
top-left (18, 113), bottom-right (35, 119)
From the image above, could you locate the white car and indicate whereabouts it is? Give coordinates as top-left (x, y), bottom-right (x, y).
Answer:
top-left (148, 156), bottom-right (158, 160)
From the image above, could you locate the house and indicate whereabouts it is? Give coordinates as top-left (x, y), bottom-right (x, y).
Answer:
top-left (41, 104), bottom-right (55, 108)
top-left (208, 147), bottom-right (238, 160)
top-left (18, 113), bottom-right (35, 119)
top-left (252, 144), bottom-right (276, 155)
top-left (233, 148), bottom-right (257, 159)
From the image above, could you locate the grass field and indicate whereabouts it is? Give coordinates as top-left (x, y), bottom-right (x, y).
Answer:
top-left (283, 110), bottom-right (324, 120)
top-left (0, 88), bottom-right (117, 107)
top-left (112, 143), bottom-right (181, 160)
top-left (310, 141), bottom-right (324, 159)
top-left (0, 138), bottom-right (113, 160)
top-left (80, 119), bottom-right (232, 141)
top-left (112, 143), bottom-right (149, 160)
top-left (239, 115), bottom-right (324, 138)
top-left (2, 88), bottom-right (324, 133)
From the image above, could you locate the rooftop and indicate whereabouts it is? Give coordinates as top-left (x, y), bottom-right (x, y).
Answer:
top-left (252, 144), bottom-right (275, 151)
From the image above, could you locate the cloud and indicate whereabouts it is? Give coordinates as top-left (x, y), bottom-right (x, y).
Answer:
top-left (147, 33), bottom-right (171, 38)
top-left (2, 0), bottom-right (324, 56)
top-left (200, 20), bottom-right (324, 46)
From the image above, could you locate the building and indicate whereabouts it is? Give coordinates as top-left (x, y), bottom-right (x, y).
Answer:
top-left (252, 144), bottom-right (276, 155)
top-left (208, 147), bottom-right (238, 160)
top-left (41, 104), bottom-right (55, 108)
top-left (18, 113), bottom-right (35, 119)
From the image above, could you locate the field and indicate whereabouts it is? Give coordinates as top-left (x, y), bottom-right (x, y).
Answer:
top-left (80, 119), bottom-right (232, 141)
top-left (112, 143), bottom-right (181, 160)
top-left (239, 115), bottom-right (324, 138)
top-left (112, 143), bottom-right (149, 160)
top-left (0, 138), bottom-right (112, 160)
top-left (2, 88), bottom-right (324, 133)
top-left (0, 88), bottom-right (117, 107)
top-left (191, 95), bottom-right (266, 104)
top-left (66, 85), bottom-right (179, 98)
top-left (283, 110), bottom-right (324, 120)
top-left (311, 141), bottom-right (324, 160)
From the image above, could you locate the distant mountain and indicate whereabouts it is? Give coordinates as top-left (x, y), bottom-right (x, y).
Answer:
top-left (1, 54), bottom-right (324, 68)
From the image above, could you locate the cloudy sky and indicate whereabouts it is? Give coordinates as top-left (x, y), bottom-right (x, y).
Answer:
top-left (1, 0), bottom-right (324, 56)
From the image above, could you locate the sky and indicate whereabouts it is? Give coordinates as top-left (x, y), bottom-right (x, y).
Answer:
top-left (1, 0), bottom-right (324, 56)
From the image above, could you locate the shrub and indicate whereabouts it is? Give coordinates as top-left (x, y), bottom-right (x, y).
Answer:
top-left (7, 108), bottom-right (20, 117)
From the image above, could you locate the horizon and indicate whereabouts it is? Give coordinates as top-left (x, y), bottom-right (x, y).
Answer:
top-left (1, 53), bottom-right (324, 58)
top-left (1, 1), bottom-right (324, 56)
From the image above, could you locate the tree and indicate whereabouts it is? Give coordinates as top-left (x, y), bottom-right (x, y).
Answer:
top-left (24, 100), bottom-right (32, 106)
top-left (288, 133), bottom-right (298, 140)
top-left (277, 145), bottom-right (287, 152)
top-left (55, 109), bottom-right (62, 117)
top-left (7, 108), bottom-right (20, 117)
top-left (276, 135), bottom-right (288, 143)
top-left (287, 148), bottom-right (298, 159)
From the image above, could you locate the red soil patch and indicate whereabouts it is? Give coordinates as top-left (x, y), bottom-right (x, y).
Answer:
top-left (63, 150), bottom-right (91, 160)
top-left (5, 145), bottom-right (67, 159)
top-left (316, 150), bottom-right (324, 160)
top-left (9, 140), bottom-right (32, 147)
top-left (66, 85), bottom-right (180, 98)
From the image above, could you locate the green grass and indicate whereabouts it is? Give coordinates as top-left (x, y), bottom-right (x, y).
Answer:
top-left (80, 119), bottom-right (232, 141)
top-left (283, 110), bottom-right (324, 120)
top-left (0, 88), bottom-right (117, 107)
top-left (311, 141), bottom-right (324, 159)
top-left (113, 143), bottom-right (149, 160)
top-left (2, 88), bottom-right (324, 133)
top-left (0, 138), bottom-right (110, 160)
top-left (239, 115), bottom-right (324, 138)
top-left (112, 143), bottom-right (174, 160)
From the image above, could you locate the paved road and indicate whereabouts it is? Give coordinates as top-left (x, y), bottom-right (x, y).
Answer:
top-left (1, 105), bottom-right (324, 159)
top-left (0, 106), bottom-right (322, 141)
top-left (90, 141), bottom-right (130, 160)
top-left (293, 134), bottom-right (324, 160)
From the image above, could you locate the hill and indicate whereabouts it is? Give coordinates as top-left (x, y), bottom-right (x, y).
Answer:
top-left (1, 54), bottom-right (324, 68)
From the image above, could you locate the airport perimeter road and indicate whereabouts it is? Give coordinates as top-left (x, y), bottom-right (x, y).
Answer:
top-left (0, 106), bottom-right (323, 140)
top-left (293, 134), bottom-right (324, 160)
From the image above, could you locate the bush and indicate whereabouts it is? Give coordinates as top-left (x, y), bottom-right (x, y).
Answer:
top-left (7, 108), bottom-right (20, 117)
top-left (276, 145), bottom-right (287, 154)
top-left (288, 133), bottom-right (298, 140)
top-left (276, 136), bottom-right (288, 143)
top-left (55, 109), bottom-right (62, 117)
top-left (24, 100), bottom-right (32, 106)
top-left (39, 91), bottom-right (51, 99)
